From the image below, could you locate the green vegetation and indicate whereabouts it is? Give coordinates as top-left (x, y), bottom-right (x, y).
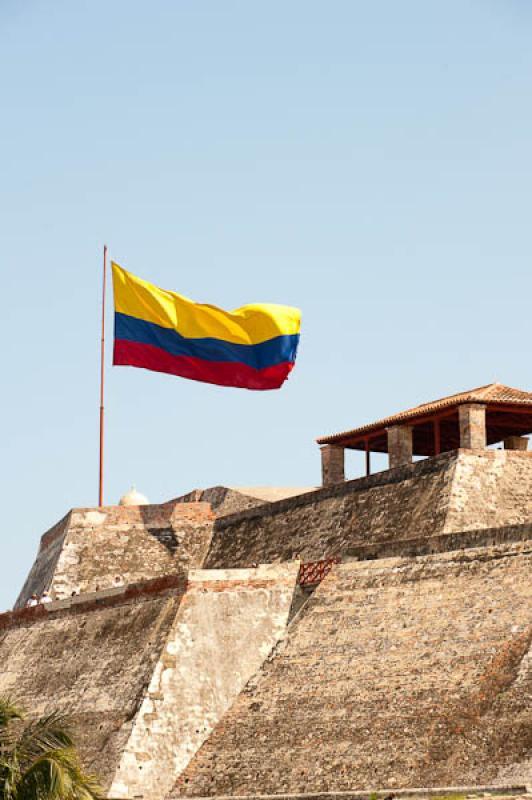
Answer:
top-left (0, 698), bottom-right (101, 800)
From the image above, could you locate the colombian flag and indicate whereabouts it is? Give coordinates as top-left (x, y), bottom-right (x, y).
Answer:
top-left (112, 263), bottom-right (301, 390)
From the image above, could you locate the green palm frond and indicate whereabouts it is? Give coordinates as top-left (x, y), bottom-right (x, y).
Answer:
top-left (0, 698), bottom-right (102, 800)
top-left (0, 700), bottom-right (23, 730)
top-left (18, 748), bottom-right (101, 800)
top-left (15, 712), bottom-right (73, 767)
top-left (0, 757), bottom-right (21, 800)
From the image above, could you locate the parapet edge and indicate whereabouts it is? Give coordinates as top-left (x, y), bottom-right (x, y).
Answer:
top-left (187, 562), bottom-right (301, 592)
top-left (37, 500), bottom-right (214, 550)
top-left (344, 521), bottom-right (532, 563)
top-left (0, 572), bottom-right (188, 631)
top-left (214, 450), bottom-right (459, 529)
top-left (2, 563), bottom-right (301, 632)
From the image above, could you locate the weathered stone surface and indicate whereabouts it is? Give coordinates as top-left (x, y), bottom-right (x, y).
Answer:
top-left (15, 512), bottom-right (72, 603)
top-left (16, 502), bottom-right (214, 607)
top-left (320, 445), bottom-right (345, 486)
top-left (459, 404), bottom-right (487, 449)
top-left (8, 446), bottom-right (532, 800)
top-left (0, 578), bottom-right (186, 789)
top-left (173, 791), bottom-right (530, 800)
top-left (171, 542), bottom-right (532, 796)
top-left (205, 450), bottom-right (532, 568)
top-left (177, 791), bottom-right (531, 800)
top-left (206, 453), bottom-right (455, 567)
top-left (1, 566), bottom-right (299, 800)
top-left (444, 449), bottom-right (532, 531)
top-left (110, 563), bottom-right (299, 800)
top-left (20, 451), bottom-right (532, 609)
top-left (387, 424), bottom-right (413, 468)
top-left (344, 519), bottom-right (532, 561)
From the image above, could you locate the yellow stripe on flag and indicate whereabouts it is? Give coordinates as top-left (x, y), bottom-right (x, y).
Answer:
top-left (112, 262), bottom-right (301, 345)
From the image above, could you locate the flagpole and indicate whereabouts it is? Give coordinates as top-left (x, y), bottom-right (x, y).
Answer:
top-left (98, 244), bottom-right (107, 507)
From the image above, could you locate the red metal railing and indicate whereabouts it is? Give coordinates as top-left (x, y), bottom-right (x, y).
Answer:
top-left (298, 556), bottom-right (341, 587)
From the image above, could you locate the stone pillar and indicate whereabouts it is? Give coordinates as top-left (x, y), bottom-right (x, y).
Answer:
top-left (458, 403), bottom-right (486, 449)
top-left (387, 425), bottom-right (413, 469)
top-left (321, 445), bottom-right (345, 486)
top-left (503, 436), bottom-right (529, 451)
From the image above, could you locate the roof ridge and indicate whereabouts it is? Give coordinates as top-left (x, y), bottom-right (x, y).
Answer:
top-left (317, 382), bottom-right (532, 446)
top-left (475, 383), bottom-right (499, 398)
top-left (462, 382), bottom-right (497, 397)
top-left (363, 383), bottom-right (492, 420)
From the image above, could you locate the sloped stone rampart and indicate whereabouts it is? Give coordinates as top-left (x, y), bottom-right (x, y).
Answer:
top-left (1, 566), bottom-right (299, 800)
top-left (444, 449), bottom-right (532, 531)
top-left (0, 577), bottom-right (187, 789)
top-left (18, 450), bottom-right (532, 610)
top-left (345, 520), bottom-right (532, 561)
top-left (205, 450), bottom-right (532, 568)
top-left (110, 563), bottom-right (299, 800)
top-left (14, 512), bottom-right (72, 604)
top-left (171, 541), bottom-right (532, 796)
top-left (172, 487), bottom-right (273, 516)
top-left (16, 502), bottom-right (214, 607)
top-left (205, 452), bottom-right (457, 566)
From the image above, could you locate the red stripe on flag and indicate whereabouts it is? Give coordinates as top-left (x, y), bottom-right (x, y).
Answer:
top-left (113, 339), bottom-right (295, 390)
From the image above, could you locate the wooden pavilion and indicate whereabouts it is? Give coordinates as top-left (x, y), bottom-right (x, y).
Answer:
top-left (317, 383), bottom-right (532, 486)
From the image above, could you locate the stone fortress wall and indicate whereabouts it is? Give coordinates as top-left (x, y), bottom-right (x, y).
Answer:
top-left (15, 486), bottom-right (313, 609)
top-left (4, 445), bottom-right (532, 799)
top-left (1, 565), bottom-right (299, 800)
top-left (1, 576), bottom-right (187, 786)
top-left (110, 563), bottom-right (299, 800)
top-left (171, 541), bottom-right (532, 796)
top-left (206, 449), bottom-right (532, 567)
top-left (15, 501), bottom-right (214, 608)
top-left (18, 449), bottom-right (532, 607)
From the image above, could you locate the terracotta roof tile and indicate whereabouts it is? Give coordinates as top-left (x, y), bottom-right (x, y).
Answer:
top-left (317, 383), bottom-right (532, 445)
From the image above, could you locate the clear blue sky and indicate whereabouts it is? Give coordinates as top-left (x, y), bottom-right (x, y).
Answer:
top-left (2, 0), bottom-right (532, 609)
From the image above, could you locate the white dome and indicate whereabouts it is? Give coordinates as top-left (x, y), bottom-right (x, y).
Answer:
top-left (119, 487), bottom-right (149, 506)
